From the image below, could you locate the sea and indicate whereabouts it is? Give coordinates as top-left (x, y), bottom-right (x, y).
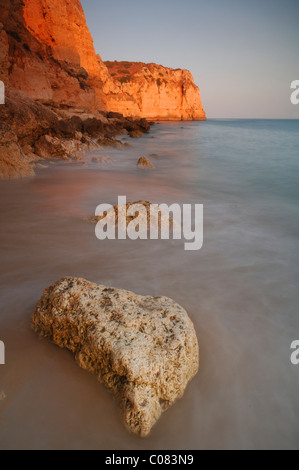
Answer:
top-left (0, 119), bottom-right (298, 449)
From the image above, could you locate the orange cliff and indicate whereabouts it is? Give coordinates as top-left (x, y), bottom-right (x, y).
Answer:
top-left (0, 0), bottom-right (206, 120)
top-left (0, 0), bottom-right (104, 110)
top-left (103, 61), bottom-right (206, 121)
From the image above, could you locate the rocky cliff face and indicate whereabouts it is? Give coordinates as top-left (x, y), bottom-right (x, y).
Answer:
top-left (0, 0), bottom-right (104, 110)
top-left (0, 0), bottom-right (205, 120)
top-left (22, 0), bottom-right (101, 77)
top-left (103, 61), bottom-right (206, 121)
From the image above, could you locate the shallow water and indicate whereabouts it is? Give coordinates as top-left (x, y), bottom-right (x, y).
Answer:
top-left (0, 120), bottom-right (299, 449)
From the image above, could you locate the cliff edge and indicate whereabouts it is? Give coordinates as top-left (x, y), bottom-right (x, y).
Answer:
top-left (0, 0), bottom-right (206, 179)
top-left (0, 0), bottom-right (205, 120)
top-left (103, 61), bottom-right (206, 121)
top-left (0, 0), bottom-right (105, 110)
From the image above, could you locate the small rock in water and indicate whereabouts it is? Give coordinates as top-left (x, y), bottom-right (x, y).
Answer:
top-left (89, 200), bottom-right (179, 234)
top-left (0, 391), bottom-right (6, 401)
top-left (31, 277), bottom-right (199, 437)
top-left (92, 155), bottom-right (112, 164)
top-left (137, 156), bottom-right (155, 169)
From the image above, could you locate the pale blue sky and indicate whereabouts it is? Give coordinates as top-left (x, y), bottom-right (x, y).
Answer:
top-left (81, 0), bottom-right (299, 118)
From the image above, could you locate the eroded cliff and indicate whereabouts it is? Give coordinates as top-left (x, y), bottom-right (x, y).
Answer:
top-left (0, 0), bottom-right (205, 120)
top-left (103, 61), bottom-right (206, 121)
top-left (0, 1), bottom-right (207, 177)
top-left (0, 0), bottom-right (105, 110)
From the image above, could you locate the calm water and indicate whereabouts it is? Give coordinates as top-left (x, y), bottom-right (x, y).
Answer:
top-left (0, 119), bottom-right (299, 449)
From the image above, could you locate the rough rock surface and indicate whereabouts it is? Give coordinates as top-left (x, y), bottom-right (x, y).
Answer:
top-left (0, 88), bottom-right (150, 179)
top-left (0, 0), bottom-right (101, 109)
top-left (0, 0), bottom-right (205, 178)
top-left (137, 156), bottom-right (155, 170)
top-left (92, 155), bottom-right (112, 164)
top-left (90, 200), bottom-right (178, 236)
top-left (129, 130), bottom-right (144, 138)
top-left (104, 61), bottom-right (206, 121)
top-left (0, 1), bottom-right (206, 119)
top-left (31, 277), bottom-right (199, 437)
top-left (0, 88), bottom-right (58, 146)
top-left (0, 121), bottom-right (35, 179)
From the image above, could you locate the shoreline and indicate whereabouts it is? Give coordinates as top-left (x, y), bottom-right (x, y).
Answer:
top-left (0, 88), bottom-right (155, 181)
top-left (0, 86), bottom-right (208, 183)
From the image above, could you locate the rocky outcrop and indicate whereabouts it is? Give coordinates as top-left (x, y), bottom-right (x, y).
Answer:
top-left (137, 156), bottom-right (155, 169)
top-left (31, 277), bottom-right (199, 437)
top-left (92, 155), bottom-right (112, 164)
top-left (90, 200), bottom-right (178, 235)
top-left (0, 0), bottom-right (103, 109)
top-left (0, 121), bottom-right (35, 179)
top-left (0, 88), bottom-right (152, 179)
top-left (0, 1), bottom-right (205, 119)
top-left (22, 0), bottom-right (101, 77)
top-left (0, 88), bottom-right (59, 178)
top-left (0, 88), bottom-right (58, 146)
top-left (103, 61), bottom-right (206, 121)
top-left (0, 0), bottom-right (205, 178)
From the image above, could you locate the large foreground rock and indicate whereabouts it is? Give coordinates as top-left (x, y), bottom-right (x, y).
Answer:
top-left (31, 277), bottom-right (199, 437)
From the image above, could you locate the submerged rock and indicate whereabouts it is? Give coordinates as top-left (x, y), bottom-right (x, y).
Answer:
top-left (137, 156), bottom-right (155, 169)
top-left (92, 155), bottom-right (112, 164)
top-left (31, 277), bottom-right (199, 437)
top-left (89, 200), bottom-right (179, 236)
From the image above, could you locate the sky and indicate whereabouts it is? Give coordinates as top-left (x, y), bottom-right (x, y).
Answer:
top-left (80, 0), bottom-right (299, 118)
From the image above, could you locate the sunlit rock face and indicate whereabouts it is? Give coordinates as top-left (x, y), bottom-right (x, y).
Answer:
top-left (102, 61), bottom-right (206, 121)
top-left (0, 0), bottom-right (102, 109)
top-left (0, 0), bottom-right (206, 120)
top-left (22, 0), bottom-right (101, 77)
